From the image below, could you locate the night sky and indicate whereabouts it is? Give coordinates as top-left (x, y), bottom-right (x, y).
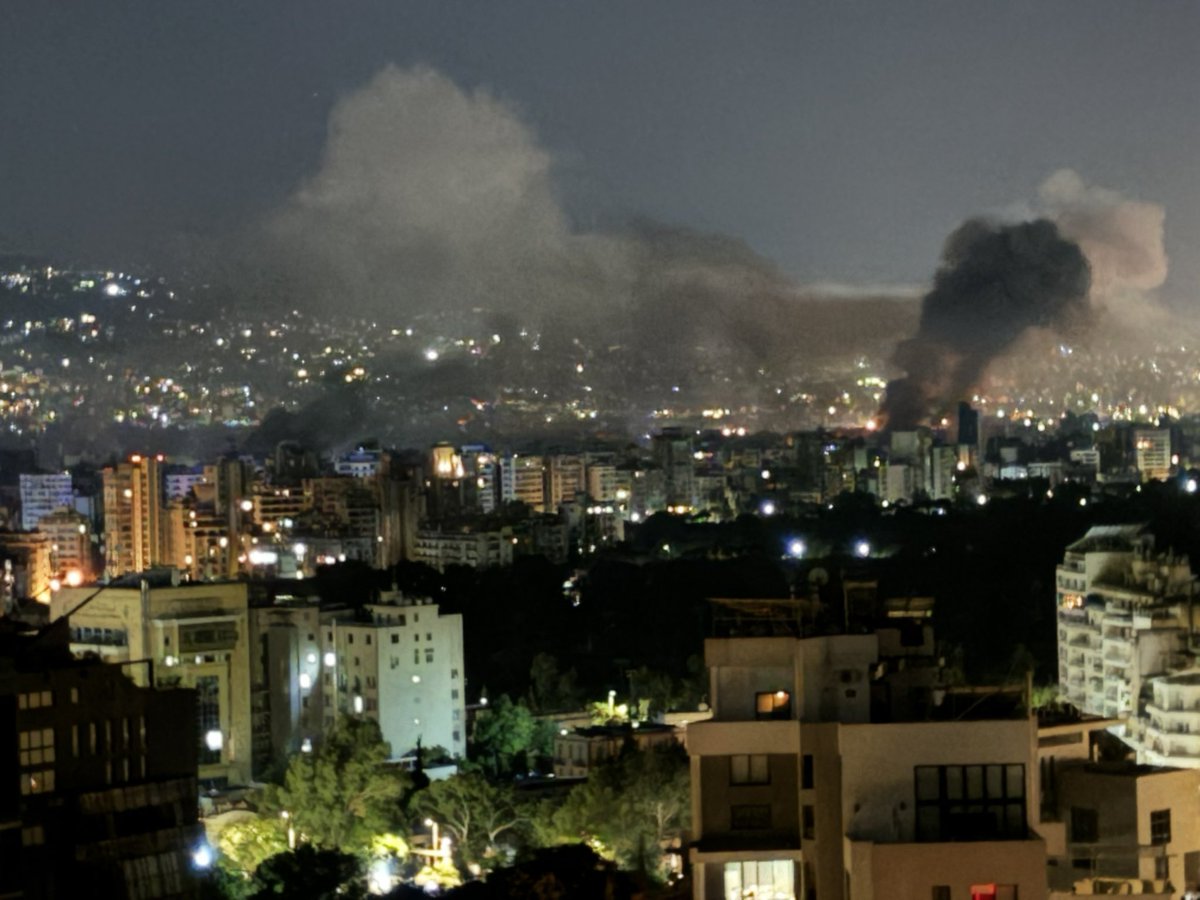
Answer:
top-left (2, 1), bottom-right (1197, 307)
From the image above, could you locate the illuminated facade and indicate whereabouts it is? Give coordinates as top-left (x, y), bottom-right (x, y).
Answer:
top-left (1056, 526), bottom-right (1195, 724)
top-left (18, 472), bottom-right (73, 532)
top-left (51, 578), bottom-right (253, 786)
top-left (318, 592), bottom-right (466, 762)
top-left (102, 455), bottom-right (166, 579)
top-left (1134, 428), bottom-right (1173, 482)
top-left (688, 601), bottom-right (1046, 900)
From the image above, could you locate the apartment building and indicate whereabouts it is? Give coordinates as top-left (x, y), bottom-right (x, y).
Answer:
top-left (319, 592), bottom-right (466, 762)
top-left (50, 575), bottom-right (253, 786)
top-left (688, 599), bottom-right (1046, 900)
top-left (0, 619), bottom-right (202, 899)
top-left (1055, 525), bottom-right (1197, 758)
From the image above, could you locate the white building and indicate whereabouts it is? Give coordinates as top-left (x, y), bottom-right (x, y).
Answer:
top-left (19, 473), bottom-right (73, 532)
top-left (412, 527), bottom-right (513, 572)
top-left (1142, 671), bottom-right (1200, 770)
top-left (320, 592), bottom-right (466, 762)
top-left (1056, 525), bottom-right (1197, 750)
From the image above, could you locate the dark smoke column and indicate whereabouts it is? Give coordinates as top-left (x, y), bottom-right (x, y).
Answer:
top-left (881, 218), bottom-right (1091, 429)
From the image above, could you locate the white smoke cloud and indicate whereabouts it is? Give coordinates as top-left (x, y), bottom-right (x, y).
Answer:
top-left (267, 65), bottom-right (623, 322)
top-left (1036, 168), bottom-right (1168, 301)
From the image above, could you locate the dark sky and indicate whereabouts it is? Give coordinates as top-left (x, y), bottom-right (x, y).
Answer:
top-left (2, 1), bottom-right (1197, 304)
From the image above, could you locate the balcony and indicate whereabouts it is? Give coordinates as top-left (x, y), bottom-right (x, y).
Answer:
top-left (687, 719), bottom-right (802, 757)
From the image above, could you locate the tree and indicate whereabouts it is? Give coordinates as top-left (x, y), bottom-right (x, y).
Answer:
top-left (552, 743), bottom-right (690, 879)
top-left (528, 653), bottom-right (582, 713)
top-left (249, 845), bottom-right (363, 900)
top-left (469, 695), bottom-right (554, 777)
top-left (216, 816), bottom-right (289, 881)
top-left (262, 717), bottom-right (409, 855)
top-left (413, 772), bottom-right (527, 872)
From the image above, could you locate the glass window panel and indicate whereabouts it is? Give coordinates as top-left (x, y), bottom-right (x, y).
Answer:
top-left (750, 754), bottom-right (769, 783)
top-left (986, 764), bottom-right (1003, 798)
top-left (1006, 765), bottom-right (1025, 797)
top-left (966, 765), bottom-right (984, 799)
top-left (916, 766), bottom-right (940, 800)
top-left (947, 767), bottom-right (963, 800)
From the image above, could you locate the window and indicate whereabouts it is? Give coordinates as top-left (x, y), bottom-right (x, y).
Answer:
top-left (19, 770), bottom-right (54, 795)
top-left (730, 754), bottom-right (769, 785)
top-left (425, 648), bottom-right (434, 663)
top-left (970, 886), bottom-right (1017, 900)
top-left (426, 632), bottom-right (432, 641)
top-left (451, 668), bottom-right (459, 679)
top-left (348, 634), bottom-right (354, 644)
top-left (1070, 806), bottom-right (1099, 843)
top-left (397, 614), bottom-right (406, 626)
top-left (18, 690), bottom-right (52, 710)
top-left (366, 635), bottom-right (372, 645)
top-left (414, 650), bottom-right (420, 665)
top-left (755, 690), bottom-right (791, 720)
top-left (723, 861), bottom-right (793, 899)
top-left (451, 689), bottom-right (459, 699)
top-left (730, 804), bottom-right (771, 830)
top-left (196, 675), bottom-right (221, 765)
top-left (70, 687), bottom-right (79, 704)
top-left (391, 634), bottom-right (399, 644)
top-left (1150, 809), bottom-right (1171, 845)
top-left (1155, 855), bottom-right (1169, 879)
top-left (932, 888), bottom-right (951, 900)
top-left (21, 826), bottom-right (44, 846)
top-left (19, 729), bottom-right (55, 767)
top-left (802, 754), bottom-right (814, 789)
top-left (414, 633), bottom-right (420, 642)
top-left (802, 805), bottom-right (815, 839)
top-left (915, 764), bottom-right (1026, 842)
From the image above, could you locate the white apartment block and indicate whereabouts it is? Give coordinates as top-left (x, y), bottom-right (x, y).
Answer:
top-left (319, 592), bottom-right (466, 762)
top-left (1056, 525), bottom-right (1198, 759)
top-left (412, 527), bottom-right (513, 572)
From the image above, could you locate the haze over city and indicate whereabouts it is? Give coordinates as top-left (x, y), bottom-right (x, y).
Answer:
top-left (7, 5), bottom-right (1200, 900)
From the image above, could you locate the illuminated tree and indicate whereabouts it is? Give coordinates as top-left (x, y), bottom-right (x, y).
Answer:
top-left (469, 694), bottom-right (554, 777)
top-left (413, 772), bottom-right (526, 871)
top-left (262, 717), bottom-right (409, 855)
top-left (553, 743), bottom-right (689, 878)
top-left (216, 816), bottom-right (289, 880)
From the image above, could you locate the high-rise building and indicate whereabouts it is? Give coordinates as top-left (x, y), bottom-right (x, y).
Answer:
top-left (102, 454), bottom-right (165, 579)
top-left (1134, 428), bottom-right (1173, 482)
top-left (1056, 525), bottom-right (1197, 758)
top-left (500, 454), bottom-right (545, 512)
top-left (319, 592), bottom-right (466, 762)
top-left (18, 473), bottom-right (73, 532)
top-left (36, 508), bottom-right (93, 585)
top-left (652, 428), bottom-right (695, 509)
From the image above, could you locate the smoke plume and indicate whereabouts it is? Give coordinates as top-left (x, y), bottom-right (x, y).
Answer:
top-left (881, 219), bottom-right (1091, 429)
top-left (253, 64), bottom-right (911, 417)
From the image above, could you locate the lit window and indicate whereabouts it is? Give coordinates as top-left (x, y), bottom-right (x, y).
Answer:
top-left (18, 728), bottom-right (55, 767)
top-left (19, 769), bottom-right (55, 795)
top-left (723, 860), bottom-right (792, 898)
top-left (755, 690), bottom-right (791, 720)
